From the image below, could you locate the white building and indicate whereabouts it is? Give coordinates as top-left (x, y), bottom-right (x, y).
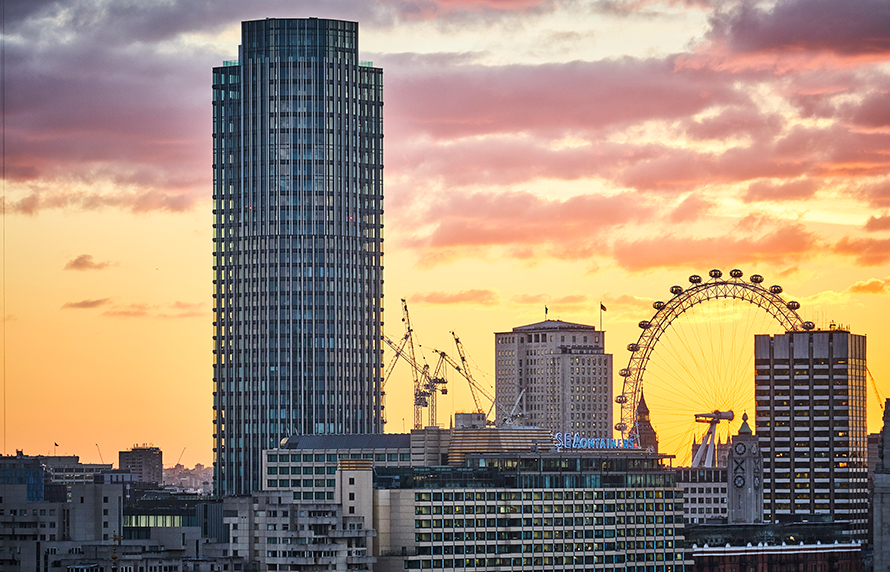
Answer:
top-left (494, 320), bottom-right (612, 438)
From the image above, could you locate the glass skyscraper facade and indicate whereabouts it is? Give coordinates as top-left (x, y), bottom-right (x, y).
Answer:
top-left (212, 18), bottom-right (384, 495)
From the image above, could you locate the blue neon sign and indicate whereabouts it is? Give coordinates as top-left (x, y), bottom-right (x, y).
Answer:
top-left (555, 432), bottom-right (638, 450)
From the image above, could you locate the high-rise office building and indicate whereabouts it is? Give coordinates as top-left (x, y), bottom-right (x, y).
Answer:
top-left (212, 18), bottom-right (384, 495)
top-left (494, 320), bottom-right (612, 438)
top-left (754, 329), bottom-right (868, 541)
top-left (119, 446), bottom-right (163, 485)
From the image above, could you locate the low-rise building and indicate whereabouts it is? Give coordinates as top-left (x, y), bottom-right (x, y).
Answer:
top-left (242, 428), bottom-right (692, 572)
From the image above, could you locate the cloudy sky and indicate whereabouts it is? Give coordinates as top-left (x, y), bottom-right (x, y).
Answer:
top-left (3, 0), bottom-right (889, 466)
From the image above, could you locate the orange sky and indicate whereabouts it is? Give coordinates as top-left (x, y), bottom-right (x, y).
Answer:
top-left (2, 0), bottom-right (890, 467)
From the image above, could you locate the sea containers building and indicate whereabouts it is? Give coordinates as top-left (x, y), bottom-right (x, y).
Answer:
top-left (250, 430), bottom-right (691, 572)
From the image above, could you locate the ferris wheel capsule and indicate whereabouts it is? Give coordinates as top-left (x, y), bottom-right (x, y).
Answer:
top-left (614, 422), bottom-right (628, 432)
top-left (615, 395), bottom-right (628, 404)
top-left (803, 321), bottom-right (816, 330)
top-left (653, 301), bottom-right (665, 310)
top-left (670, 285), bottom-right (683, 295)
top-left (730, 269), bottom-right (743, 278)
top-left (689, 275), bottom-right (702, 284)
top-left (638, 320), bottom-right (651, 329)
top-left (769, 285), bottom-right (783, 294)
top-left (627, 343), bottom-right (640, 352)
top-left (709, 269), bottom-right (722, 279)
top-left (619, 368), bottom-right (632, 377)
top-left (750, 274), bottom-right (764, 283)
top-left (787, 301), bottom-right (800, 310)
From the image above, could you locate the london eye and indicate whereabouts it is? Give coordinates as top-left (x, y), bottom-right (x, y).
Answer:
top-left (616, 269), bottom-right (814, 463)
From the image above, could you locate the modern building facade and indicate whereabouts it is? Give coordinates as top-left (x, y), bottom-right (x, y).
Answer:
top-left (754, 329), bottom-right (868, 541)
top-left (494, 320), bottom-right (612, 438)
top-left (212, 18), bottom-right (385, 495)
top-left (237, 430), bottom-right (692, 572)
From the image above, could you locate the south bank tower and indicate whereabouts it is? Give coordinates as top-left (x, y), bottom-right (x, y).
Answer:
top-left (212, 18), bottom-right (384, 495)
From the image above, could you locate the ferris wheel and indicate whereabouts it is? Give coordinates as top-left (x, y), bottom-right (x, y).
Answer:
top-left (616, 269), bottom-right (814, 462)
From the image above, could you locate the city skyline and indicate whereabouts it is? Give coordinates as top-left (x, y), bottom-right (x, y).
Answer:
top-left (2, 0), bottom-right (890, 466)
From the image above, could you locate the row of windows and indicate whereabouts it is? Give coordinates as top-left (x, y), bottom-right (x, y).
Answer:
top-left (267, 479), bottom-right (335, 488)
top-left (405, 564), bottom-right (691, 572)
top-left (414, 503), bottom-right (677, 515)
top-left (412, 541), bottom-right (680, 554)
top-left (414, 519), bottom-right (680, 535)
top-left (267, 452), bottom-right (409, 463)
top-left (414, 490), bottom-right (677, 502)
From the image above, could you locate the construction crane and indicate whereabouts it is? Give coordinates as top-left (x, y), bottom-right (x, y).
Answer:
top-left (95, 444), bottom-right (105, 465)
top-left (451, 332), bottom-right (497, 419)
top-left (383, 334), bottom-right (448, 428)
top-left (380, 299), bottom-right (423, 427)
top-left (867, 367), bottom-right (886, 412)
top-left (422, 333), bottom-right (498, 425)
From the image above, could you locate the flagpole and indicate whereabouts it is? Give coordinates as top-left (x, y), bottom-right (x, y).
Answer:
top-left (599, 302), bottom-right (603, 330)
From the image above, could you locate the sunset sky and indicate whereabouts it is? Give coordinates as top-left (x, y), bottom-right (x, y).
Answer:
top-left (2, 0), bottom-right (890, 467)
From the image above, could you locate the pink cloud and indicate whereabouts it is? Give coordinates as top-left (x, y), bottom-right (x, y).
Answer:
top-left (64, 254), bottom-right (115, 271)
top-left (683, 108), bottom-right (784, 141)
top-left (62, 298), bottom-right (111, 309)
top-left (848, 91), bottom-right (890, 128)
top-left (833, 236), bottom-right (890, 266)
top-left (386, 57), bottom-right (745, 141)
top-left (743, 179), bottom-right (819, 203)
top-left (846, 277), bottom-right (889, 294)
top-left (101, 303), bottom-right (155, 318)
top-left (856, 181), bottom-right (890, 208)
top-left (402, 190), bottom-right (653, 266)
top-left (669, 195), bottom-right (713, 223)
top-left (865, 214), bottom-right (890, 232)
top-left (411, 289), bottom-right (500, 305)
top-left (612, 222), bottom-right (820, 271)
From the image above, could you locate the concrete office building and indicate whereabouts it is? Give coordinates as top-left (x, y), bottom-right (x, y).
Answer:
top-left (676, 467), bottom-right (728, 525)
top-left (211, 18), bottom-right (385, 495)
top-left (119, 446), bottom-right (163, 485)
top-left (754, 329), bottom-right (868, 541)
top-left (494, 320), bottom-right (612, 438)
